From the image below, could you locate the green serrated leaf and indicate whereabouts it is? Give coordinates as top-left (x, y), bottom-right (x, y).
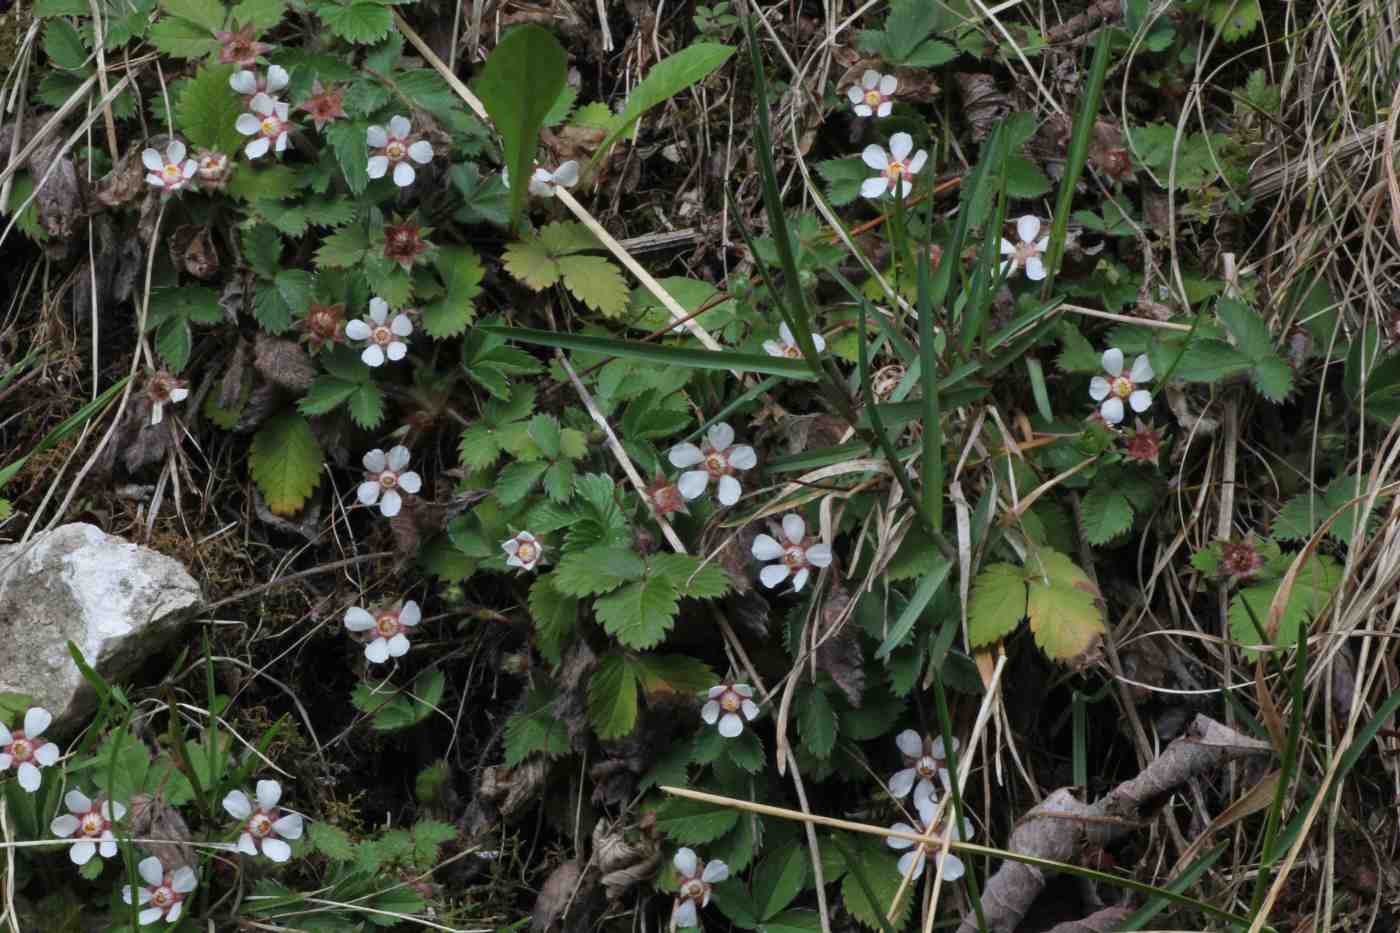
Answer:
top-left (495, 460), bottom-right (549, 506)
top-left (655, 794), bottom-right (739, 845)
top-left (421, 246), bottom-right (483, 338)
top-left (595, 575), bottom-right (679, 650)
top-left (967, 562), bottom-right (1026, 647)
top-left (309, 822), bottom-right (356, 860)
top-left (754, 847), bottom-right (808, 922)
top-left (1251, 355), bottom-right (1293, 402)
top-left (319, 1), bottom-right (392, 43)
top-left (229, 0), bottom-right (284, 29)
top-left (44, 20), bottom-right (88, 71)
top-left (148, 16), bottom-right (220, 57)
top-left (502, 236), bottom-right (561, 290)
top-left (557, 254), bottom-right (629, 316)
top-left (178, 64), bottom-right (246, 154)
top-left (249, 410), bottom-right (323, 514)
top-left (587, 654), bottom-right (641, 739)
top-left (553, 545), bottom-right (644, 596)
top-left (529, 574), bottom-right (576, 666)
top-left (162, 0), bottom-right (224, 32)
top-left (651, 553), bottom-right (733, 599)
top-left (798, 687), bottom-right (837, 759)
top-left (226, 162), bottom-right (299, 201)
top-left (1229, 554), bottom-right (1341, 657)
top-left (315, 224), bottom-right (371, 268)
top-left (325, 120), bottom-right (370, 195)
top-left (449, 162), bottom-right (510, 227)
top-left (815, 157), bottom-right (867, 207)
top-left (503, 686), bottom-right (570, 766)
top-left (242, 224), bottom-right (283, 278)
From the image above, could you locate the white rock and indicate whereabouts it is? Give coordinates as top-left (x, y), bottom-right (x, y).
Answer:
top-left (0, 524), bottom-right (201, 730)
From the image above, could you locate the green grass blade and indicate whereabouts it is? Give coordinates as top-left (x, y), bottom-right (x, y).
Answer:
top-left (1039, 29), bottom-right (1111, 296)
top-left (0, 376), bottom-right (130, 489)
top-left (479, 326), bottom-right (817, 379)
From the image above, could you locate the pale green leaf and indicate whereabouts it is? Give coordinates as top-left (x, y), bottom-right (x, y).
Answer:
top-left (1024, 549), bottom-right (1105, 662)
top-left (319, 1), bottom-right (392, 43)
top-left (249, 410), bottom-right (323, 515)
top-left (967, 562), bottom-right (1026, 647)
top-left (558, 254), bottom-right (629, 316)
top-left (1229, 554), bottom-right (1342, 656)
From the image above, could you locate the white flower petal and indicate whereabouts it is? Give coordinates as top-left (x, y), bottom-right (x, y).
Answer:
top-left (387, 633), bottom-right (411, 657)
top-left (393, 161), bottom-right (415, 187)
top-left (261, 837), bottom-right (292, 862)
top-left (939, 853), bottom-right (965, 881)
top-left (266, 65), bottom-right (289, 92)
top-left (759, 563), bottom-right (791, 589)
top-left (361, 344), bottom-right (386, 367)
top-left (791, 568), bottom-right (810, 592)
top-left (367, 155), bottom-right (390, 179)
top-left (245, 137), bottom-right (270, 159)
top-left (677, 471), bottom-right (709, 500)
top-left (907, 149), bottom-right (927, 175)
top-left (782, 513), bottom-right (806, 545)
top-left (668, 442), bottom-right (703, 468)
top-left (716, 475), bottom-right (742, 506)
top-left (718, 712), bottom-right (744, 738)
top-left (1101, 397), bottom-right (1125, 424)
top-left (357, 481), bottom-right (382, 506)
top-left (879, 74), bottom-right (897, 95)
top-left (388, 114), bottom-right (412, 138)
top-left (861, 176), bottom-right (890, 199)
top-left (408, 140), bottom-right (434, 165)
top-left (674, 847), bottom-right (698, 878)
top-left (256, 779), bottom-right (281, 810)
top-left (853, 103), bottom-right (873, 117)
top-left (740, 699), bottom-right (760, 721)
top-left (727, 445), bottom-right (757, 471)
top-left (24, 708), bottom-right (50, 739)
top-left (379, 489), bottom-right (402, 517)
top-left (1101, 348), bottom-right (1124, 377)
top-left (861, 69), bottom-right (881, 90)
top-left (847, 85), bottom-right (865, 105)
top-left (166, 140), bottom-right (186, 164)
top-left (751, 534), bottom-right (784, 561)
top-left (171, 866), bottom-right (198, 894)
top-left (98, 837), bottom-right (117, 858)
top-left (366, 125), bottom-right (388, 148)
top-left (931, 735), bottom-right (959, 758)
top-left (17, 762), bottom-right (40, 792)
top-left (238, 832), bottom-right (258, 856)
top-left (889, 768), bottom-right (916, 798)
top-left (806, 543), bottom-right (833, 568)
top-left (386, 340), bottom-right (407, 361)
top-left (398, 600), bottom-right (421, 627)
top-left (138, 907), bottom-right (165, 925)
top-left (707, 422), bottom-right (735, 451)
top-left (861, 144), bottom-right (890, 171)
top-left (250, 92), bottom-right (276, 115)
top-left (65, 789), bottom-right (92, 814)
top-left (273, 812), bottom-right (304, 839)
top-left (169, 387), bottom-right (189, 402)
top-left (1025, 256), bottom-right (1045, 281)
top-left (1129, 354), bottom-right (1154, 383)
top-left (390, 313), bottom-right (413, 337)
top-left (707, 685), bottom-right (727, 699)
top-left (33, 743), bottom-right (58, 767)
top-left (51, 814), bottom-right (81, 838)
top-left (142, 148), bottom-right (164, 171)
top-left (700, 700), bottom-right (720, 724)
top-left (345, 319), bottom-right (371, 341)
top-left (899, 849), bottom-right (925, 880)
top-left (386, 445), bottom-right (411, 471)
top-left (673, 899), bottom-right (698, 929)
top-left (886, 823), bottom-right (915, 850)
top-left (69, 840), bottom-right (96, 865)
top-left (889, 132), bottom-right (913, 162)
top-left (1129, 389), bottom-right (1153, 413)
top-left (362, 447), bottom-right (387, 472)
top-left (230, 71), bottom-right (257, 94)
top-left (732, 684), bottom-right (754, 697)
top-left (1017, 215), bottom-right (1042, 244)
top-left (344, 607), bottom-right (375, 632)
top-left (365, 638), bottom-right (391, 664)
top-left (138, 855), bottom-right (165, 886)
top-left (763, 339), bottom-right (784, 357)
top-left (1089, 375), bottom-right (1111, 401)
top-left (877, 100), bottom-right (892, 117)
top-left (701, 860), bottom-right (729, 883)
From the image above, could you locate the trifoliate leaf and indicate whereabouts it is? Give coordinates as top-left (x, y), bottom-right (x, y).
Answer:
top-left (587, 654), bottom-right (641, 740)
top-left (798, 687), bottom-right (837, 759)
top-left (594, 575), bottom-right (680, 650)
top-left (654, 795), bottom-right (739, 845)
top-left (494, 460), bottom-right (549, 506)
top-left (298, 370), bottom-right (384, 429)
top-left (421, 246), bottom-right (483, 338)
top-left (318, 0), bottom-right (392, 43)
top-left (552, 545), bottom-right (644, 596)
top-left (969, 549), bottom-right (1105, 663)
top-left (148, 16), bottom-right (220, 57)
top-left (177, 64), bottom-right (246, 155)
top-left (252, 270), bottom-right (313, 334)
top-left (1229, 554), bottom-right (1341, 657)
top-left (249, 410), bottom-right (323, 515)
top-left (557, 254), bottom-right (629, 316)
top-left (528, 414), bottom-right (562, 459)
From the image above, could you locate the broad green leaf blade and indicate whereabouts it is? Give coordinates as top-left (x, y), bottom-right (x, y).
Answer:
top-left (480, 325), bottom-right (817, 379)
top-left (596, 43), bottom-right (735, 158)
top-left (474, 25), bottom-right (567, 231)
top-left (586, 654), bottom-right (641, 740)
top-left (249, 410), bottom-right (323, 515)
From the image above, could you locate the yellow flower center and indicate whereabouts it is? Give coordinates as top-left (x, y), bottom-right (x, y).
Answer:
top-left (864, 89), bottom-right (883, 108)
top-left (249, 812), bottom-right (274, 838)
top-left (372, 325), bottom-right (393, 346)
top-left (682, 880), bottom-right (706, 900)
top-left (151, 886), bottom-right (175, 908)
top-left (375, 613), bottom-right (400, 638)
top-left (720, 691), bottom-right (741, 713)
top-left (9, 738), bottom-right (32, 762)
top-left (378, 471), bottom-right (398, 489)
top-left (385, 141), bottom-right (406, 162)
top-left (516, 542), bottom-right (536, 562)
top-left (162, 163), bottom-right (183, 181)
top-left (80, 812), bottom-right (105, 836)
top-left (260, 117), bottom-right (281, 137)
top-left (705, 453), bottom-right (728, 475)
top-left (782, 546), bottom-right (806, 569)
top-left (1111, 376), bottom-right (1134, 399)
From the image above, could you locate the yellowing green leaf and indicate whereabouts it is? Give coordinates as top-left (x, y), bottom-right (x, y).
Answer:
top-left (249, 410), bottom-right (323, 514)
top-left (1024, 549), bottom-right (1104, 662)
top-left (502, 236), bottom-right (560, 290)
top-left (967, 562), bottom-right (1027, 647)
top-left (557, 255), bottom-right (629, 316)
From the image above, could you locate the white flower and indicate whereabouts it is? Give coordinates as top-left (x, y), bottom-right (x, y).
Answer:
top-left (700, 683), bottom-right (759, 738)
top-left (121, 856), bottom-right (197, 925)
top-left (145, 371), bottom-right (189, 426)
top-left (999, 215), bottom-right (1050, 281)
top-left (0, 707), bottom-right (60, 793)
top-left (751, 514), bottom-right (833, 593)
top-left (235, 92), bottom-right (292, 159)
top-left (344, 600), bottom-right (421, 664)
top-left (671, 847), bottom-right (729, 929)
top-left (356, 445), bottom-right (422, 518)
top-left (762, 321), bottom-right (825, 359)
top-left (50, 790), bottom-right (125, 865)
top-left (228, 65), bottom-right (289, 99)
top-left (847, 69), bottom-right (897, 118)
top-left (222, 779), bottom-right (303, 863)
top-left (502, 160), bottom-right (580, 198)
top-left (889, 729), bottom-right (957, 802)
top-left (886, 792), bottom-right (972, 882)
top-left (345, 297), bottom-right (412, 367)
top-left (142, 140), bottom-right (197, 193)
top-left (860, 132), bottom-right (926, 201)
top-left (194, 150), bottom-right (230, 184)
top-left (1088, 348), bottom-right (1154, 425)
top-left (668, 423), bottom-right (757, 507)
top-left (502, 531), bottom-right (544, 571)
top-left (367, 115), bottom-right (433, 187)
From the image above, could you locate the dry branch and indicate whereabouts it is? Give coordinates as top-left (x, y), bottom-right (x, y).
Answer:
top-left (955, 714), bottom-right (1271, 933)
